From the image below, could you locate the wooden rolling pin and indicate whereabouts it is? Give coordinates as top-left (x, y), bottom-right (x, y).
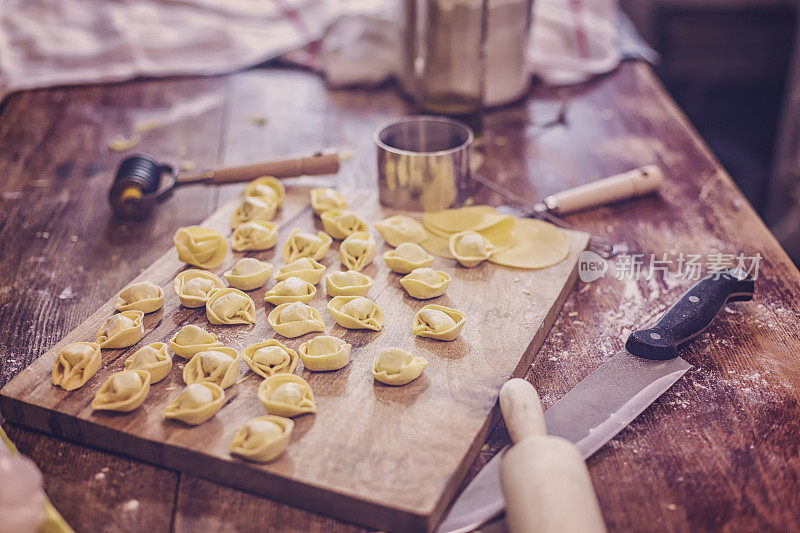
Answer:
top-left (499, 379), bottom-right (607, 533)
top-left (542, 164), bottom-right (664, 214)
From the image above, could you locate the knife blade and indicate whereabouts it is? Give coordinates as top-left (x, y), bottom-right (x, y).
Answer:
top-left (437, 269), bottom-right (754, 533)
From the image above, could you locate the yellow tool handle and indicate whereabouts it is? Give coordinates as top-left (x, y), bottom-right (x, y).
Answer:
top-left (178, 152), bottom-right (340, 184)
top-left (545, 164), bottom-right (664, 214)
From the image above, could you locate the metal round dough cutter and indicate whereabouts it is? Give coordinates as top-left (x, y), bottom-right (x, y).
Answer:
top-left (109, 151), bottom-right (340, 220)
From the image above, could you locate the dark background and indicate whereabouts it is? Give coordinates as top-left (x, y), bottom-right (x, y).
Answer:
top-left (622, 0), bottom-right (799, 260)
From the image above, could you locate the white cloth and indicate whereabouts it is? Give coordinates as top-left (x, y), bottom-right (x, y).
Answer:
top-left (0, 0), bottom-right (621, 101)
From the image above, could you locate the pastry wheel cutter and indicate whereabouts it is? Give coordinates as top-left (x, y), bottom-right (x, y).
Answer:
top-left (109, 151), bottom-right (340, 220)
top-left (471, 165), bottom-right (664, 258)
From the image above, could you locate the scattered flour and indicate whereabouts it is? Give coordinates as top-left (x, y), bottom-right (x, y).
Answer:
top-left (122, 500), bottom-right (139, 512)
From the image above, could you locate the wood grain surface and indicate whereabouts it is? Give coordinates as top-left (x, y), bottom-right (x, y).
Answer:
top-left (1, 185), bottom-right (587, 531)
top-left (1, 61), bottom-right (800, 532)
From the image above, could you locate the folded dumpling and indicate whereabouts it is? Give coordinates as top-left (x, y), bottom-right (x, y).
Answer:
top-left (231, 220), bottom-right (279, 252)
top-left (173, 226), bottom-right (228, 269)
top-left (339, 232), bottom-right (377, 272)
top-left (244, 176), bottom-right (285, 206)
top-left (449, 230), bottom-right (494, 267)
top-left (375, 215), bottom-right (427, 247)
top-left (265, 276), bottom-right (316, 305)
top-left (399, 268), bottom-right (451, 299)
top-left (169, 324), bottom-right (224, 359)
top-left (206, 288), bottom-right (256, 325)
top-left (183, 347), bottom-right (240, 389)
top-left (310, 188), bottom-right (348, 216)
top-left (51, 342), bottom-right (101, 391)
top-left (115, 281), bottom-right (164, 314)
top-left (298, 335), bottom-right (351, 371)
top-left (223, 258), bottom-right (273, 291)
top-left (372, 348), bottom-right (428, 386)
top-left (327, 296), bottom-right (384, 331)
top-left (174, 269), bottom-right (225, 308)
top-left (258, 374), bottom-right (316, 417)
top-left (231, 196), bottom-right (277, 228)
top-left (275, 257), bottom-right (326, 285)
top-left (163, 382), bottom-right (225, 425)
top-left (123, 342), bottom-right (173, 383)
top-left (91, 369), bottom-right (151, 412)
top-left (95, 310), bottom-right (144, 349)
top-left (413, 305), bottom-right (466, 341)
top-left (230, 415), bottom-right (294, 462)
top-left (241, 339), bottom-right (298, 378)
top-left (320, 209), bottom-right (368, 240)
top-left (267, 302), bottom-right (325, 338)
top-left (325, 270), bottom-right (373, 297)
top-left (282, 230), bottom-right (332, 263)
top-left (383, 242), bottom-right (434, 274)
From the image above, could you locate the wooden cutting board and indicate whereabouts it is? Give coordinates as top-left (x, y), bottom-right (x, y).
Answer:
top-left (0, 187), bottom-right (588, 532)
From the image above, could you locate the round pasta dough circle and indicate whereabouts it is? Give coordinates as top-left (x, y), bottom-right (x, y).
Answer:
top-left (488, 219), bottom-right (569, 269)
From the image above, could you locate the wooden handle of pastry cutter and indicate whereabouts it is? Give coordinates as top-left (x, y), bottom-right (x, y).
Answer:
top-left (499, 379), bottom-right (607, 533)
top-left (544, 165), bottom-right (664, 215)
top-left (177, 152), bottom-right (340, 184)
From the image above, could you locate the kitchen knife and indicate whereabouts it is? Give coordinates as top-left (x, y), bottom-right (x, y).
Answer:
top-left (437, 269), bottom-right (754, 533)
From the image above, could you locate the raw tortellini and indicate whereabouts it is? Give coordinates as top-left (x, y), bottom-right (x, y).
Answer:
top-left (51, 342), bottom-right (101, 391)
top-left (183, 347), bottom-right (240, 389)
top-left (325, 270), bottom-right (373, 297)
top-left (264, 276), bottom-right (316, 305)
top-left (231, 220), bottom-right (279, 252)
top-left (320, 209), bottom-right (368, 240)
top-left (169, 324), bottom-right (224, 359)
top-left (375, 215), bottom-right (427, 247)
top-left (115, 281), bottom-right (164, 314)
top-left (449, 230), bottom-right (494, 267)
top-left (275, 257), bottom-right (326, 285)
top-left (399, 268), bottom-right (451, 299)
top-left (241, 339), bottom-right (298, 378)
top-left (163, 382), bottom-right (225, 425)
top-left (383, 242), bottom-right (434, 274)
top-left (245, 176), bottom-right (285, 206)
top-left (258, 374), bottom-right (316, 417)
top-left (124, 342), bottom-right (173, 383)
top-left (339, 232), bottom-right (377, 272)
top-left (230, 415), bottom-right (293, 463)
top-left (268, 302), bottom-right (325, 338)
top-left (223, 258), bottom-right (272, 291)
top-left (91, 369), bottom-right (151, 412)
top-left (310, 188), bottom-right (348, 216)
top-left (96, 310), bottom-right (144, 349)
top-left (231, 196), bottom-right (277, 228)
top-left (327, 296), bottom-right (384, 331)
top-left (299, 335), bottom-right (351, 371)
top-left (282, 230), bottom-right (332, 263)
top-left (371, 348), bottom-right (428, 386)
top-left (413, 305), bottom-right (466, 341)
top-left (173, 226), bottom-right (228, 269)
top-left (206, 288), bottom-right (256, 325)
top-left (174, 269), bottom-right (225, 308)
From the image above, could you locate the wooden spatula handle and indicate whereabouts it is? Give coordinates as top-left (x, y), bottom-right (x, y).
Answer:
top-left (499, 379), bottom-right (607, 533)
top-left (545, 164), bottom-right (664, 215)
top-left (178, 152), bottom-right (340, 184)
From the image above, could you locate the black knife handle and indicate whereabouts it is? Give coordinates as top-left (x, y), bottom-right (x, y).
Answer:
top-left (626, 269), bottom-right (754, 360)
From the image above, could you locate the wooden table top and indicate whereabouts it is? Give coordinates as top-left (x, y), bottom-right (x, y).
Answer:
top-left (1, 61), bottom-right (799, 532)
